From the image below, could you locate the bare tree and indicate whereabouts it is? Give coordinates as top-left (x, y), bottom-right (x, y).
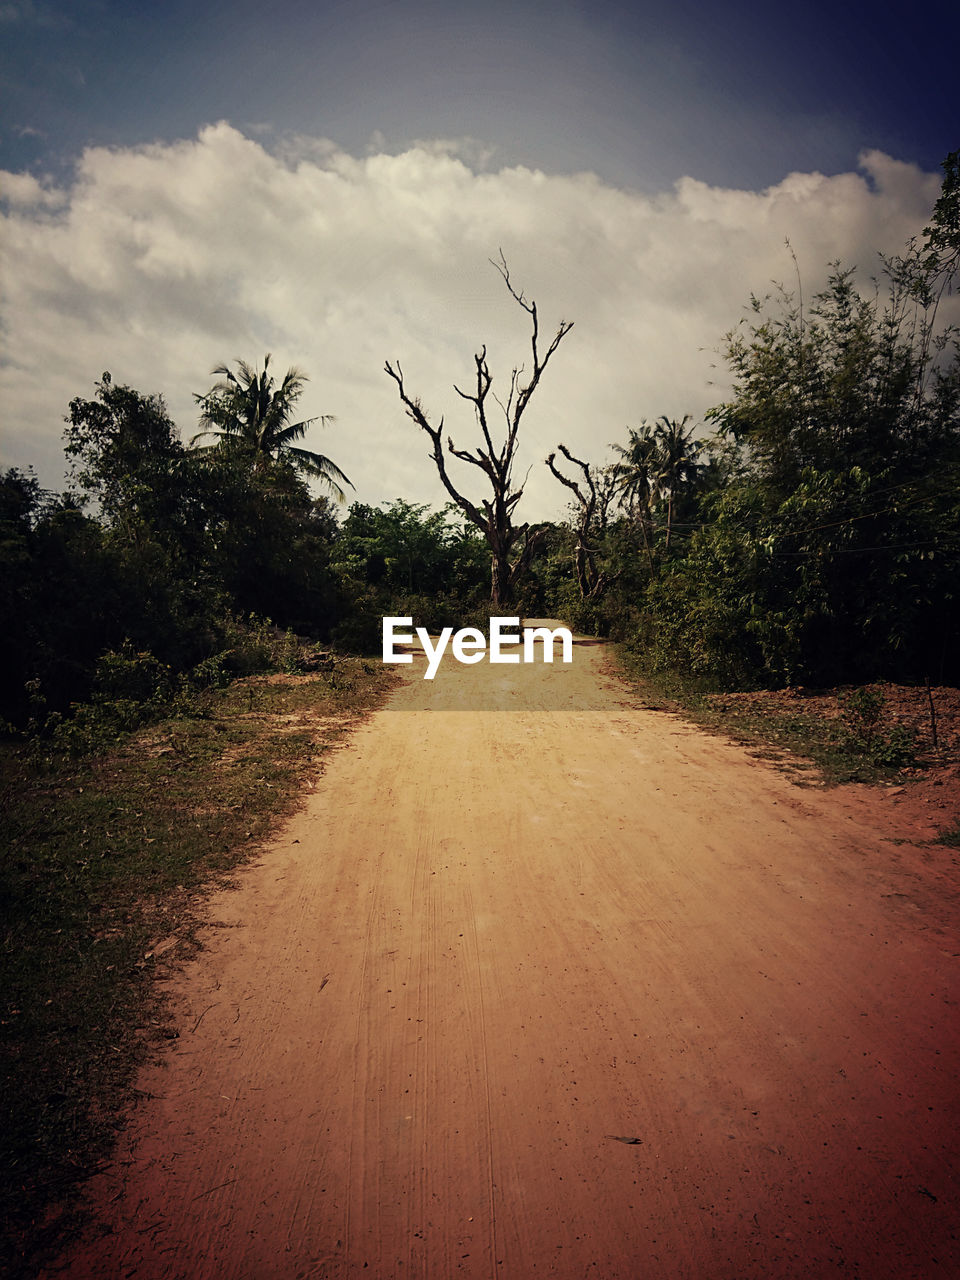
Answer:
top-left (385, 254), bottom-right (573, 606)
top-left (546, 444), bottom-right (621, 601)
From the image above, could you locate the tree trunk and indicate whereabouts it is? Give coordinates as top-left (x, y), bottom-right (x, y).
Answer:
top-left (574, 543), bottom-right (589, 598)
top-left (491, 550), bottom-right (512, 606)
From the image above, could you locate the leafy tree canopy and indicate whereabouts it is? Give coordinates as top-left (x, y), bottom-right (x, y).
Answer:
top-left (193, 354), bottom-right (353, 500)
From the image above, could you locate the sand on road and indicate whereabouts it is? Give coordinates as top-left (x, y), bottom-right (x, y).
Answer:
top-left (48, 628), bottom-right (960, 1278)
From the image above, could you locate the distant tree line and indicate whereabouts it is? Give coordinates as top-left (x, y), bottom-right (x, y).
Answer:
top-left (2, 150), bottom-right (958, 735)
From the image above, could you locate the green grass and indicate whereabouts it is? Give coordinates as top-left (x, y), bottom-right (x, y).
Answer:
top-left (0, 660), bottom-right (397, 1277)
top-left (613, 648), bottom-right (917, 785)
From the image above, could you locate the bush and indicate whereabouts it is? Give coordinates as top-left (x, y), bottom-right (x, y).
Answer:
top-left (44, 645), bottom-right (173, 754)
top-left (836, 686), bottom-right (917, 769)
top-left (838, 686), bottom-right (885, 744)
top-left (213, 615), bottom-right (303, 676)
top-left (91, 644), bottom-right (173, 706)
top-left (868, 723), bottom-right (916, 769)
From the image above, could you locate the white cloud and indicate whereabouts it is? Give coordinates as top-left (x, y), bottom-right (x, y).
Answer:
top-left (0, 123), bottom-right (947, 518)
top-left (0, 169), bottom-right (65, 208)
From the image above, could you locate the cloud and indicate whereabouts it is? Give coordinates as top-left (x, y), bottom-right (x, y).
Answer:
top-left (0, 169), bottom-right (65, 207)
top-left (0, 123), bottom-right (947, 517)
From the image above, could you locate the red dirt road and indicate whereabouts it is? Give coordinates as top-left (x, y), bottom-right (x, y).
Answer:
top-left (49, 634), bottom-right (960, 1278)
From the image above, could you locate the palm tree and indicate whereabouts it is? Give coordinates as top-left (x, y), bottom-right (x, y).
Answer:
top-left (653, 415), bottom-right (701, 551)
top-left (192, 354), bottom-right (353, 500)
top-left (612, 421), bottom-right (659, 513)
top-left (612, 420), bottom-right (660, 569)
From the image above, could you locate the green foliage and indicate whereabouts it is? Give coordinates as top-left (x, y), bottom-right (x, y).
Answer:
top-left (200, 453), bottom-right (340, 633)
top-left (65, 373), bottom-right (185, 532)
top-left (333, 499), bottom-right (488, 598)
top-left (193, 354), bottom-right (352, 500)
top-left (918, 149), bottom-right (960, 296)
top-left (634, 229), bottom-right (960, 689)
top-left (2, 368), bottom-right (349, 732)
top-left (866, 724), bottom-right (917, 770)
top-left (1, 475), bottom-right (125, 723)
top-left (212, 615), bottom-right (305, 677)
top-left (710, 256), bottom-right (959, 489)
top-left (838, 686), bottom-right (885, 741)
top-left (836, 686), bottom-right (917, 768)
top-left (62, 374), bottom-right (230, 671)
top-left (330, 499), bottom-right (489, 651)
top-left (0, 470), bottom-right (45, 721)
top-left (611, 415), bottom-right (706, 556)
top-left (33, 622), bottom-right (314, 757)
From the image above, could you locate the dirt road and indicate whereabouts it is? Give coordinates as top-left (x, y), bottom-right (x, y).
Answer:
top-left (50, 631), bottom-right (960, 1278)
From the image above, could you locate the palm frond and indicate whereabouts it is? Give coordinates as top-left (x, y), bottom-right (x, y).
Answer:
top-left (193, 355), bottom-right (349, 489)
top-left (286, 447), bottom-right (353, 501)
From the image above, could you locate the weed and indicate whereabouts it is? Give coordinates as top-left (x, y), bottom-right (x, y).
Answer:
top-left (838, 686), bottom-right (886, 743)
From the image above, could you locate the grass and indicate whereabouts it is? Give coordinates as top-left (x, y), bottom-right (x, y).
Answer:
top-left (613, 649), bottom-right (918, 785)
top-left (0, 659), bottom-right (397, 1277)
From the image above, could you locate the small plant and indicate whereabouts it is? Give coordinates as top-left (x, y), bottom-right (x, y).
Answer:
top-left (868, 722), bottom-right (917, 769)
top-left (185, 651), bottom-right (232, 691)
top-left (91, 644), bottom-right (172, 706)
top-left (836, 686), bottom-right (916, 772)
top-left (38, 645), bottom-right (174, 755)
top-left (279, 627), bottom-right (303, 674)
top-left (838, 685), bottom-right (886, 744)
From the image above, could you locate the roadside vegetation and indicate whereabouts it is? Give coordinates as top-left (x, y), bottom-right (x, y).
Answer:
top-left (2, 149), bottom-right (958, 1271)
top-left (1, 653), bottom-right (396, 1274)
top-left (614, 652), bottom-right (953, 784)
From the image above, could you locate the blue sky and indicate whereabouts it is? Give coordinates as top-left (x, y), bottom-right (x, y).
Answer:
top-left (1, 1), bottom-right (958, 513)
top-left (4, 0), bottom-right (956, 191)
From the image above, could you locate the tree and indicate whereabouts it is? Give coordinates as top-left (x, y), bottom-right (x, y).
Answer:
top-left (711, 264), bottom-right (958, 491)
top-left (333, 500), bottom-right (487, 599)
top-left (64, 373), bottom-right (226, 668)
top-left (653, 414), bottom-right (702, 551)
top-left (917, 148), bottom-right (960, 300)
top-left (611, 416), bottom-right (702, 561)
top-left (0, 469), bottom-right (45, 722)
top-left (193, 354), bottom-right (353, 500)
top-left (545, 445), bottom-right (620, 600)
top-left (653, 255), bottom-right (960, 687)
top-left (612, 422), bottom-right (657, 514)
top-left (65, 372), bottom-right (186, 539)
top-left (611, 421), bottom-right (659, 570)
top-left (385, 255), bottom-right (573, 606)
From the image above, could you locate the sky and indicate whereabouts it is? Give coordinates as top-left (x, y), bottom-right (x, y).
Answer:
top-left (1, 0), bottom-right (958, 518)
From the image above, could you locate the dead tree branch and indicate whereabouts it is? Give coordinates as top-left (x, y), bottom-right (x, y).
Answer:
top-left (546, 444), bottom-right (621, 601)
top-left (385, 256), bottom-right (573, 605)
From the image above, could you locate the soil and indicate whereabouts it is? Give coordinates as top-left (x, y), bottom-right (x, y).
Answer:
top-left (43, 629), bottom-right (960, 1279)
top-left (706, 681), bottom-right (960, 762)
top-left (704, 682), bottom-right (960, 841)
